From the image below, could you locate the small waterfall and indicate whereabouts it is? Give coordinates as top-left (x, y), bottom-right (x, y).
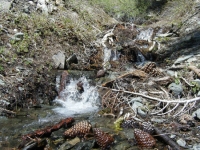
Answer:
top-left (53, 77), bottom-right (99, 116)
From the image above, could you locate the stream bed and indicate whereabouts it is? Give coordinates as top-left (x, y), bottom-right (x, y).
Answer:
top-left (0, 76), bottom-right (166, 150)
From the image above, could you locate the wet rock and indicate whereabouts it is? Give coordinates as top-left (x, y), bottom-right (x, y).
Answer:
top-left (168, 83), bottom-right (183, 97)
top-left (76, 81), bottom-right (84, 93)
top-left (52, 51), bottom-right (65, 69)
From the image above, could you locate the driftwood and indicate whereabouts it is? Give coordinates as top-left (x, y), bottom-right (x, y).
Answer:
top-left (21, 118), bottom-right (74, 140)
top-left (188, 65), bottom-right (200, 78)
top-left (102, 69), bottom-right (147, 87)
top-left (154, 127), bottom-right (182, 150)
top-left (58, 70), bottom-right (69, 98)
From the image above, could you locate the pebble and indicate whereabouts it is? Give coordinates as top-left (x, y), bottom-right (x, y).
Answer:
top-left (174, 55), bottom-right (193, 65)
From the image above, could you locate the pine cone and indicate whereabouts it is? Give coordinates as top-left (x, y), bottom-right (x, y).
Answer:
top-left (93, 128), bottom-right (114, 149)
top-left (141, 122), bottom-right (155, 135)
top-left (121, 119), bottom-right (140, 128)
top-left (134, 128), bottom-right (156, 148)
top-left (64, 120), bottom-right (92, 138)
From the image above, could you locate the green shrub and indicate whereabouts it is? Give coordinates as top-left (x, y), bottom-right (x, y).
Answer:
top-left (89, 0), bottom-right (151, 21)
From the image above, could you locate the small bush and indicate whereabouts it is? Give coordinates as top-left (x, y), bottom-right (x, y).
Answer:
top-left (89, 0), bottom-right (151, 21)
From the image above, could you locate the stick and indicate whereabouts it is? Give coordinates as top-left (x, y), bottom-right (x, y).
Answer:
top-left (154, 127), bottom-right (182, 150)
top-left (98, 86), bottom-right (200, 103)
top-left (188, 66), bottom-right (200, 78)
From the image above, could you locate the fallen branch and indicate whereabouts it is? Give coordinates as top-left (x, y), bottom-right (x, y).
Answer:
top-left (102, 70), bottom-right (147, 87)
top-left (154, 127), bottom-right (182, 150)
top-left (98, 86), bottom-right (200, 103)
top-left (188, 66), bottom-right (200, 78)
top-left (22, 118), bottom-right (74, 140)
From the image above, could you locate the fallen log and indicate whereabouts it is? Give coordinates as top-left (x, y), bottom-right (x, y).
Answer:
top-left (21, 117), bottom-right (74, 140)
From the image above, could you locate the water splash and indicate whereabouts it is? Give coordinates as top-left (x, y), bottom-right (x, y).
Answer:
top-left (53, 77), bottom-right (99, 116)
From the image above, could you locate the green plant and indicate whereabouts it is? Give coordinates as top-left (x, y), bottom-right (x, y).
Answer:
top-left (0, 65), bottom-right (4, 72)
top-left (89, 0), bottom-right (151, 21)
top-left (114, 117), bottom-right (123, 132)
top-left (191, 81), bottom-right (200, 94)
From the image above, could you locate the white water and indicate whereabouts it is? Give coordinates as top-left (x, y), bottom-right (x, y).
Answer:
top-left (53, 77), bottom-right (100, 116)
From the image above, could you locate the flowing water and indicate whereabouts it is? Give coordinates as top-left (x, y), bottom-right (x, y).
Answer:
top-left (0, 76), bottom-right (101, 149)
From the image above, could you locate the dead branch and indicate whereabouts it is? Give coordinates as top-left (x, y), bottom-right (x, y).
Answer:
top-left (154, 127), bottom-right (182, 150)
top-left (188, 66), bottom-right (200, 78)
top-left (102, 70), bottom-right (147, 87)
top-left (22, 118), bottom-right (74, 140)
top-left (98, 86), bottom-right (200, 103)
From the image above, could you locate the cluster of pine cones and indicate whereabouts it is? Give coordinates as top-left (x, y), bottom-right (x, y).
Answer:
top-left (63, 119), bottom-right (157, 149)
top-left (63, 120), bottom-right (114, 149)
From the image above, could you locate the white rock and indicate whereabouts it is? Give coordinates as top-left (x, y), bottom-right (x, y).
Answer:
top-left (0, 0), bottom-right (12, 11)
top-left (52, 51), bottom-right (65, 69)
top-left (176, 138), bottom-right (186, 147)
top-left (37, 0), bottom-right (49, 14)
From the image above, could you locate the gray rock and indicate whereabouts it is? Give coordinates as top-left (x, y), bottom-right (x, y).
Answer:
top-left (197, 91), bottom-right (200, 97)
top-left (131, 101), bottom-right (147, 117)
top-left (166, 70), bottom-right (175, 77)
top-left (0, 79), bottom-right (5, 86)
top-left (168, 83), bottom-right (183, 97)
top-left (0, 0), bottom-right (12, 11)
top-left (192, 108), bottom-right (200, 119)
top-left (151, 117), bottom-right (166, 123)
top-left (52, 51), bottom-right (65, 69)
